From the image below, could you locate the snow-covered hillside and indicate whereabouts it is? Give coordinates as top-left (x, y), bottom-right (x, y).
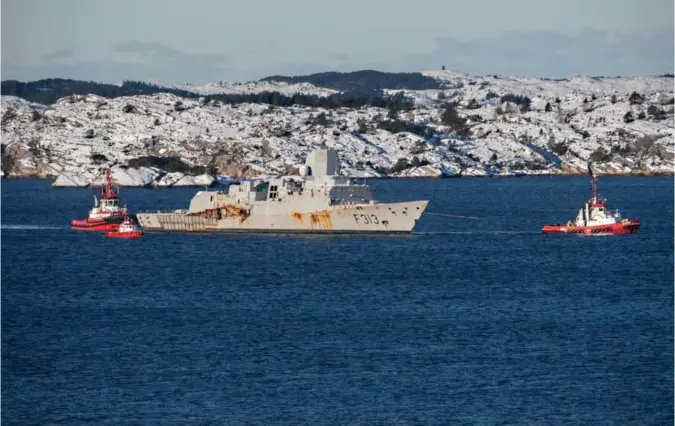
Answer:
top-left (1, 71), bottom-right (672, 187)
top-left (163, 81), bottom-right (339, 97)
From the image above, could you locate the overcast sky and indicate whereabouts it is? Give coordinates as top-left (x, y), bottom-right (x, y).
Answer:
top-left (2, 0), bottom-right (673, 84)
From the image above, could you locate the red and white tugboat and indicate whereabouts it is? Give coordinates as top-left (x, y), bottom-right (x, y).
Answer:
top-left (105, 216), bottom-right (144, 239)
top-left (71, 169), bottom-right (128, 232)
top-left (542, 164), bottom-right (640, 235)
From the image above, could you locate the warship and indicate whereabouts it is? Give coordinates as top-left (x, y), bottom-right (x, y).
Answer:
top-left (136, 145), bottom-right (429, 234)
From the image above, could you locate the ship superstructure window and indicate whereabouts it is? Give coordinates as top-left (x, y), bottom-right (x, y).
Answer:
top-left (269, 185), bottom-right (278, 200)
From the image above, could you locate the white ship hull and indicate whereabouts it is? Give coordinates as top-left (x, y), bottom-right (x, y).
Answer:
top-left (137, 200), bottom-right (428, 234)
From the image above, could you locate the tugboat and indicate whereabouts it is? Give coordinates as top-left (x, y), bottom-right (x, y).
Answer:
top-left (542, 164), bottom-right (640, 235)
top-left (106, 216), bottom-right (144, 239)
top-left (71, 169), bottom-right (128, 231)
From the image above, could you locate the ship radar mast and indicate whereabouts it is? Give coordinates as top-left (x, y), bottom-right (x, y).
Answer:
top-left (588, 162), bottom-right (598, 203)
top-left (100, 169), bottom-right (119, 200)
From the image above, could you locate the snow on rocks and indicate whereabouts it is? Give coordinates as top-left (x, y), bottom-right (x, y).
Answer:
top-left (1, 95), bottom-right (45, 114)
top-left (53, 167), bottom-right (217, 188)
top-left (52, 172), bottom-right (93, 187)
top-left (172, 173), bottom-right (216, 187)
top-left (1, 72), bottom-right (673, 185)
top-left (393, 165), bottom-right (455, 178)
top-left (153, 172), bottom-right (215, 187)
top-left (153, 172), bottom-right (186, 187)
top-left (88, 167), bottom-right (160, 187)
top-left (458, 167), bottom-right (490, 177)
top-left (163, 81), bottom-right (339, 97)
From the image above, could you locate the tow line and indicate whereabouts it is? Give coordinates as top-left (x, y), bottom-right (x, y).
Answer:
top-left (425, 212), bottom-right (480, 220)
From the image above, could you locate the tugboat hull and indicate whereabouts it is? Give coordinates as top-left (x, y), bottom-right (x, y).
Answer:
top-left (105, 230), bottom-right (143, 239)
top-left (71, 217), bottom-right (124, 232)
top-left (542, 219), bottom-right (640, 235)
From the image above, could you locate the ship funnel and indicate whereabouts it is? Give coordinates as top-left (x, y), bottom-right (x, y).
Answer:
top-left (305, 146), bottom-right (340, 176)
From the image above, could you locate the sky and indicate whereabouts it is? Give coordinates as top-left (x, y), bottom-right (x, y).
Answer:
top-left (2, 0), bottom-right (673, 84)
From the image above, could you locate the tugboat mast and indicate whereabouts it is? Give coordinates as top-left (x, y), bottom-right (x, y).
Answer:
top-left (588, 162), bottom-right (598, 203)
top-left (101, 169), bottom-right (118, 200)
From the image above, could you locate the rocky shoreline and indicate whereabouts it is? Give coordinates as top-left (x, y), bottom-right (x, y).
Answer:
top-left (2, 169), bottom-right (671, 189)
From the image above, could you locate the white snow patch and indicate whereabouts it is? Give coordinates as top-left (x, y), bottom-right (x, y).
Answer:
top-left (52, 172), bottom-right (92, 187)
top-left (173, 173), bottom-right (215, 187)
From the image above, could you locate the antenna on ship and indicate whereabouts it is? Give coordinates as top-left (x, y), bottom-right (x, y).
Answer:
top-left (104, 168), bottom-right (113, 198)
top-left (319, 127), bottom-right (328, 149)
top-left (262, 139), bottom-right (269, 174)
top-left (588, 162), bottom-right (598, 202)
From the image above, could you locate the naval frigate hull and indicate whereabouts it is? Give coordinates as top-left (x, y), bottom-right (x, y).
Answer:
top-left (136, 201), bottom-right (428, 234)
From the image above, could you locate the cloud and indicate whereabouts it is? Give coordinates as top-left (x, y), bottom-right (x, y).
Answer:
top-left (1, 60), bottom-right (231, 85)
top-left (4, 29), bottom-right (672, 85)
top-left (110, 41), bottom-right (228, 65)
top-left (327, 52), bottom-right (350, 61)
top-left (43, 48), bottom-right (74, 61)
top-left (408, 28), bottom-right (674, 78)
top-left (238, 44), bottom-right (277, 57)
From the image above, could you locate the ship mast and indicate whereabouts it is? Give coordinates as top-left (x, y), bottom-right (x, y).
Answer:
top-left (100, 168), bottom-right (117, 200)
top-left (101, 170), bottom-right (107, 199)
top-left (106, 169), bottom-right (113, 198)
top-left (102, 169), bottom-right (111, 199)
top-left (588, 162), bottom-right (598, 203)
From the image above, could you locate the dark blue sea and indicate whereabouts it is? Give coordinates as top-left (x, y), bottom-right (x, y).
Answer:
top-left (2, 176), bottom-right (673, 425)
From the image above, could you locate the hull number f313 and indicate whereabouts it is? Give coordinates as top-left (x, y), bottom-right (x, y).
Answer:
top-left (353, 214), bottom-right (379, 224)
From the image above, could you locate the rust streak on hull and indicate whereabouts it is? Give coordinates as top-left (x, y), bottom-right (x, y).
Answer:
top-left (309, 210), bottom-right (332, 229)
top-left (292, 212), bottom-right (304, 223)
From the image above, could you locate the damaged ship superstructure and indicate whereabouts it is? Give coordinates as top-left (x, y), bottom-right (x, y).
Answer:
top-left (136, 144), bottom-right (429, 233)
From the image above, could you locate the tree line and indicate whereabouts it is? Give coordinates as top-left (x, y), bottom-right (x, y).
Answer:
top-left (202, 90), bottom-right (414, 111)
top-left (260, 70), bottom-right (443, 92)
top-left (1, 77), bottom-right (418, 111)
top-left (1, 79), bottom-right (200, 105)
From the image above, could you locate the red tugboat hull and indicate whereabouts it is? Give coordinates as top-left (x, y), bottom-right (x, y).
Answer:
top-left (105, 230), bottom-right (144, 239)
top-left (542, 219), bottom-right (640, 235)
top-left (71, 217), bottom-right (123, 232)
